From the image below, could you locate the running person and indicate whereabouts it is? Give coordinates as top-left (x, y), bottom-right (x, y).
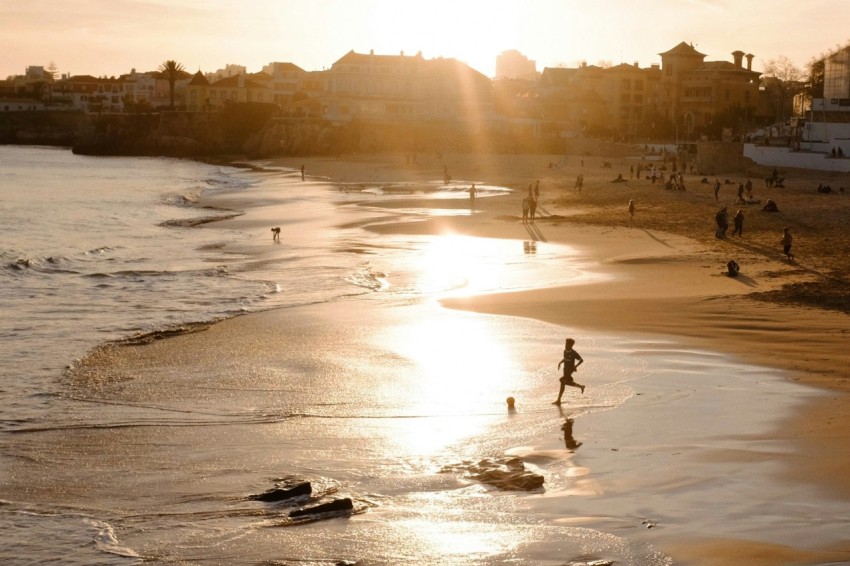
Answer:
top-left (554, 338), bottom-right (585, 404)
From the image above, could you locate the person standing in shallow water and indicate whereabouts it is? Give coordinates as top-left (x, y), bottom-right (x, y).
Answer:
top-left (554, 338), bottom-right (585, 404)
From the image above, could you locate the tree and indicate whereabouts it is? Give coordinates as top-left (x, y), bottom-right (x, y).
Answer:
top-left (158, 60), bottom-right (186, 110)
top-left (762, 56), bottom-right (806, 121)
top-left (807, 57), bottom-right (826, 99)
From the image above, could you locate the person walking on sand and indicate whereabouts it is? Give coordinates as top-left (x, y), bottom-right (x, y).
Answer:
top-left (529, 196), bottom-right (537, 221)
top-left (521, 197), bottom-right (529, 223)
top-left (714, 179), bottom-right (721, 201)
top-left (732, 209), bottom-right (744, 237)
top-left (715, 206), bottom-right (729, 238)
top-left (628, 199), bottom-right (635, 219)
top-left (781, 227), bottom-right (794, 260)
top-left (554, 338), bottom-right (585, 404)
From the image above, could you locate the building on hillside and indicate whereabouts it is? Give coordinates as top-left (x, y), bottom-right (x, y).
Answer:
top-left (316, 50), bottom-right (493, 124)
top-left (205, 73), bottom-right (271, 109)
top-left (496, 50), bottom-right (537, 81)
top-left (0, 97), bottom-right (46, 112)
top-left (262, 62), bottom-right (307, 112)
top-left (803, 44), bottom-right (850, 153)
top-left (320, 50), bottom-right (425, 122)
top-left (743, 44), bottom-right (850, 172)
top-left (604, 62), bottom-right (662, 139)
top-left (206, 64), bottom-right (247, 83)
top-left (120, 69), bottom-right (172, 110)
top-left (1, 66), bottom-right (56, 103)
top-left (657, 42), bottom-right (762, 139)
top-left (538, 62), bottom-right (661, 139)
top-left (185, 71), bottom-right (211, 112)
top-left (52, 75), bottom-right (125, 113)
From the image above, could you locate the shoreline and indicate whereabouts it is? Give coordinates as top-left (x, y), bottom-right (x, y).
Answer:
top-left (261, 152), bottom-right (850, 560)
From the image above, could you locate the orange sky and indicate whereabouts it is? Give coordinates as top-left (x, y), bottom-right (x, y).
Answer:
top-left (3, 0), bottom-right (846, 79)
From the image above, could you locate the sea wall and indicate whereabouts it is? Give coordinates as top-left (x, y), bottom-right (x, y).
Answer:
top-left (3, 107), bottom-right (565, 159)
top-left (0, 111), bottom-right (85, 146)
top-left (744, 144), bottom-right (850, 172)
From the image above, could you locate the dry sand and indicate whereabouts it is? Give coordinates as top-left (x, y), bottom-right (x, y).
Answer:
top-left (268, 149), bottom-right (850, 564)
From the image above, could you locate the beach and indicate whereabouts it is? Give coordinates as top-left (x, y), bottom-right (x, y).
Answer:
top-left (4, 145), bottom-right (849, 564)
top-left (260, 150), bottom-right (850, 564)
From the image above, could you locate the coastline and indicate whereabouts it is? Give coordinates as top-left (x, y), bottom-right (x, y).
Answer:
top-left (260, 151), bottom-right (850, 561)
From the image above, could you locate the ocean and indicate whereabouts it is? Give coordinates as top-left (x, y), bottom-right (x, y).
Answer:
top-left (1, 145), bottom-right (845, 565)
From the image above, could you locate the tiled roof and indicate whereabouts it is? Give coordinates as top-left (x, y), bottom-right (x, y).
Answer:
top-left (659, 42), bottom-right (706, 58)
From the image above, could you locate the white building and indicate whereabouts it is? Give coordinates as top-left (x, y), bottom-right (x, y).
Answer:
top-left (744, 44), bottom-right (850, 171)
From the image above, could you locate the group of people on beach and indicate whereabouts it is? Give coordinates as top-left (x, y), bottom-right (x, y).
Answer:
top-left (715, 206), bottom-right (746, 238)
top-left (714, 203), bottom-right (794, 260)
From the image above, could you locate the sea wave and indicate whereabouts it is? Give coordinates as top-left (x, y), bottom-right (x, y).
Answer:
top-left (345, 262), bottom-right (389, 291)
top-left (3, 254), bottom-right (78, 274)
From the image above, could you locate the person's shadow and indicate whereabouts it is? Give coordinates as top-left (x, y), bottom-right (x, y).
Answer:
top-left (556, 405), bottom-right (583, 451)
top-left (561, 417), bottom-right (583, 451)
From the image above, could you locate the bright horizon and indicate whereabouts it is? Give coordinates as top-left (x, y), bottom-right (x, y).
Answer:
top-left (3, 0), bottom-right (847, 80)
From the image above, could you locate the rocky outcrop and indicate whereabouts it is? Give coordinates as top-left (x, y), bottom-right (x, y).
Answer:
top-left (441, 456), bottom-right (545, 491)
top-left (289, 497), bottom-right (354, 518)
top-left (249, 481), bottom-right (312, 503)
top-left (0, 110), bottom-right (84, 146)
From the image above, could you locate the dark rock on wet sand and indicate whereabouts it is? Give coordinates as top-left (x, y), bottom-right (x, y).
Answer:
top-left (289, 497), bottom-right (354, 518)
top-left (441, 456), bottom-right (545, 491)
top-left (249, 481), bottom-right (312, 502)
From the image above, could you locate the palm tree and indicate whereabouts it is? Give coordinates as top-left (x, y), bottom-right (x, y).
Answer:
top-left (158, 60), bottom-right (186, 110)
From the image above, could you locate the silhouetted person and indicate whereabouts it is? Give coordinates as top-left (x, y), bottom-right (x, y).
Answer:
top-left (271, 227), bottom-right (280, 241)
top-left (521, 197), bottom-right (529, 222)
top-left (628, 199), bottom-right (635, 219)
top-left (529, 196), bottom-right (537, 221)
top-left (727, 259), bottom-right (740, 277)
top-left (300, 164), bottom-right (305, 181)
top-left (714, 179), bottom-right (721, 201)
top-left (732, 209), bottom-right (744, 237)
top-left (715, 206), bottom-right (729, 238)
top-left (554, 338), bottom-right (585, 404)
top-left (781, 227), bottom-right (794, 260)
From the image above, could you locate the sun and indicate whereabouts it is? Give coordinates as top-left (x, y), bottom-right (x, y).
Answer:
top-left (362, 0), bottom-right (523, 76)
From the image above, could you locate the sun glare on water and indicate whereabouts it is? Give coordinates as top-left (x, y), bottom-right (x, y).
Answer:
top-left (381, 307), bottom-right (520, 453)
top-left (416, 234), bottom-right (511, 296)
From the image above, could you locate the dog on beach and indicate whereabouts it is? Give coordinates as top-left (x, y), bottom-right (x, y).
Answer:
top-left (271, 227), bottom-right (280, 241)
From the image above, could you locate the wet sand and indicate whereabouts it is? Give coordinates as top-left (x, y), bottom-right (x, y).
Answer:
top-left (260, 151), bottom-right (850, 564)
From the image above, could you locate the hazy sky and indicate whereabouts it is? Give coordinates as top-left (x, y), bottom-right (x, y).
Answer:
top-left (3, 0), bottom-right (847, 79)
